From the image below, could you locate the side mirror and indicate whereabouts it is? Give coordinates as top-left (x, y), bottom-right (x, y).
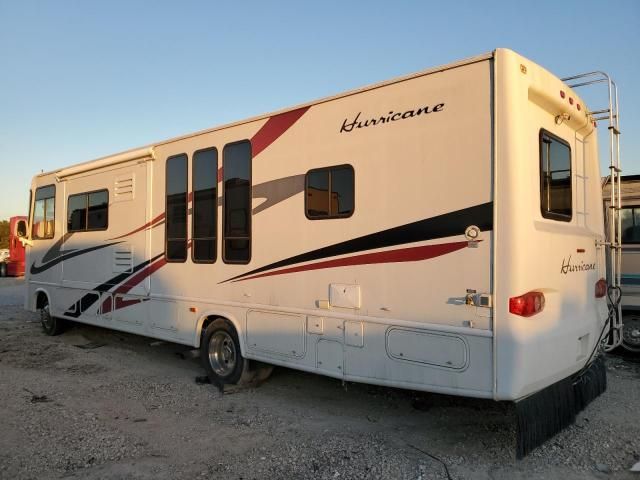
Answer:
top-left (16, 220), bottom-right (27, 238)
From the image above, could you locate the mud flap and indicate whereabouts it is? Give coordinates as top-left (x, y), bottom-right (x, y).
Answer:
top-left (515, 355), bottom-right (606, 458)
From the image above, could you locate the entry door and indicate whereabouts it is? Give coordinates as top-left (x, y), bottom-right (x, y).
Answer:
top-left (62, 162), bottom-right (148, 296)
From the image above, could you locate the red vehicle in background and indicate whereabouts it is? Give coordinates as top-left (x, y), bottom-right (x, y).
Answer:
top-left (0, 216), bottom-right (27, 277)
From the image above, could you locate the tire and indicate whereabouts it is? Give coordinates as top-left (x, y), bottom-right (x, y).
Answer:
top-left (40, 297), bottom-right (66, 336)
top-left (201, 319), bottom-right (252, 385)
top-left (0, 263), bottom-right (6, 277)
top-left (253, 362), bottom-right (275, 383)
top-left (621, 313), bottom-right (640, 353)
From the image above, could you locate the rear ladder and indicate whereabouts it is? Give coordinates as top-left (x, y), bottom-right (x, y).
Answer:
top-left (562, 71), bottom-right (622, 351)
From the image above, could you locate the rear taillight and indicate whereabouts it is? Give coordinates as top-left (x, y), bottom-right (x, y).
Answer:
top-left (595, 279), bottom-right (607, 298)
top-left (509, 291), bottom-right (545, 317)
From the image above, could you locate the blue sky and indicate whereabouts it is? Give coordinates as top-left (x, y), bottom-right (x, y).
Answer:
top-left (1, 0), bottom-right (638, 218)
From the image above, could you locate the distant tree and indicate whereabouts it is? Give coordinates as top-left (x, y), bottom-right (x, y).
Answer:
top-left (0, 220), bottom-right (9, 249)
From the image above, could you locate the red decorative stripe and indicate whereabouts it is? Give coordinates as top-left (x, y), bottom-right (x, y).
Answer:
top-left (234, 241), bottom-right (469, 282)
top-left (108, 212), bottom-right (165, 240)
top-left (251, 106), bottom-right (310, 158)
top-left (102, 242), bottom-right (194, 313)
top-left (101, 256), bottom-right (167, 313)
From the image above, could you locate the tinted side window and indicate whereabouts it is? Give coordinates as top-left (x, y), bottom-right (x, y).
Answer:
top-left (88, 190), bottom-right (108, 229)
top-left (540, 130), bottom-right (572, 221)
top-left (305, 165), bottom-right (354, 219)
top-left (67, 190), bottom-right (109, 232)
top-left (192, 147), bottom-right (218, 263)
top-left (68, 194), bottom-right (87, 231)
top-left (33, 185), bottom-right (55, 239)
top-left (621, 207), bottom-right (640, 244)
top-left (223, 141), bottom-right (251, 264)
top-left (166, 154), bottom-right (188, 262)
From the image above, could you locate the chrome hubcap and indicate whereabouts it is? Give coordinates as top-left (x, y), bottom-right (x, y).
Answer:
top-left (208, 331), bottom-right (236, 376)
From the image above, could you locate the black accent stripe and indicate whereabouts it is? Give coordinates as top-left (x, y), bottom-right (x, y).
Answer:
top-left (64, 253), bottom-right (163, 318)
top-left (223, 202), bottom-right (493, 283)
top-left (30, 241), bottom-right (123, 275)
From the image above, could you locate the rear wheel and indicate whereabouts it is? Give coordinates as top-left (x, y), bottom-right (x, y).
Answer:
top-left (40, 297), bottom-right (66, 336)
top-left (0, 262), bottom-right (6, 277)
top-left (201, 319), bottom-right (252, 385)
top-left (621, 313), bottom-right (640, 353)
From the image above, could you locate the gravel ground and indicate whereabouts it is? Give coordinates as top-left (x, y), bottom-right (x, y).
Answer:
top-left (0, 278), bottom-right (639, 479)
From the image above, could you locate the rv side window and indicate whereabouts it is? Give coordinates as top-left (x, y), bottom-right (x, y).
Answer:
top-left (32, 185), bottom-right (55, 239)
top-left (621, 207), bottom-right (640, 244)
top-left (305, 165), bottom-right (354, 219)
top-left (67, 190), bottom-right (109, 232)
top-left (192, 147), bottom-right (218, 263)
top-left (540, 130), bottom-right (572, 221)
top-left (223, 140), bottom-right (251, 264)
top-left (166, 154), bottom-right (188, 262)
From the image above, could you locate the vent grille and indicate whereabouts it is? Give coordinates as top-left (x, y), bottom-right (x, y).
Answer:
top-left (114, 173), bottom-right (135, 201)
top-left (113, 244), bottom-right (133, 273)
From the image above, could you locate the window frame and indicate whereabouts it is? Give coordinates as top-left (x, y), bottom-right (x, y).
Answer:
top-left (222, 139), bottom-right (252, 265)
top-left (620, 205), bottom-right (640, 245)
top-left (66, 188), bottom-right (110, 233)
top-left (33, 184), bottom-right (56, 240)
top-left (191, 146), bottom-right (218, 264)
top-left (539, 129), bottom-right (572, 222)
top-left (165, 153), bottom-right (189, 263)
top-left (304, 164), bottom-right (355, 220)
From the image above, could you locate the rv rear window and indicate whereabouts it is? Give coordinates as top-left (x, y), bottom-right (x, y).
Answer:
top-left (166, 154), bottom-right (188, 262)
top-left (540, 130), bottom-right (572, 221)
top-left (33, 185), bottom-right (56, 239)
top-left (67, 190), bottom-right (109, 232)
top-left (305, 165), bottom-right (354, 219)
top-left (621, 206), bottom-right (640, 244)
top-left (223, 141), bottom-right (251, 264)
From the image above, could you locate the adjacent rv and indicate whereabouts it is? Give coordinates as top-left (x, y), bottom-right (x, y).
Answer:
top-left (0, 216), bottom-right (27, 277)
top-left (604, 175), bottom-right (640, 352)
top-left (21, 49), bottom-right (621, 456)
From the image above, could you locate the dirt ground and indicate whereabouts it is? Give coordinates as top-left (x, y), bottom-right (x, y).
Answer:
top-left (0, 278), bottom-right (639, 480)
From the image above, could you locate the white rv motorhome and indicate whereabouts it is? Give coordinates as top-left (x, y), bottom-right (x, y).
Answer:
top-left (21, 49), bottom-right (622, 456)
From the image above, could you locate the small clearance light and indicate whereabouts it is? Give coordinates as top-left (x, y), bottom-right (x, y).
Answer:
top-left (560, 90), bottom-right (566, 99)
top-left (569, 97), bottom-right (574, 105)
top-left (509, 291), bottom-right (545, 317)
top-left (595, 279), bottom-right (608, 298)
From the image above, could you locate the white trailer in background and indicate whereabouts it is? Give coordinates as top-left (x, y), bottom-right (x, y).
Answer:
top-left (20, 49), bottom-right (622, 456)
top-left (604, 175), bottom-right (640, 352)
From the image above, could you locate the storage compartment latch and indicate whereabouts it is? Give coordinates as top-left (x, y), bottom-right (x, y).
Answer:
top-left (465, 289), bottom-right (492, 308)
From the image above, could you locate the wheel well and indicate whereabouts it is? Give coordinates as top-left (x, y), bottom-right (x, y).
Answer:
top-left (35, 291), bottom-right (48, 310)
top-left (199, 315), bottom-right (237, 345)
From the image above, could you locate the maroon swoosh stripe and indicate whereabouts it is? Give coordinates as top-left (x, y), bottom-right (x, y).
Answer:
top-left (251, 106), bottom-right (310, 157)
top-left (108, 212), bottom-right (166, 240)
top-left (103, 241), bottom-right (193, 313)
top-left (232, 241), bottom-right (469, 283)
top-left (102, 256), bottom-right (167, 313)
top-left (216, 106), bottom-right (310, 181)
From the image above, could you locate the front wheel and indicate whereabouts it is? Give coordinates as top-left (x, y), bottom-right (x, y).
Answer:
top-left (40, 298), bottom-right (66, 336)
top-left (0, 262), bottom-right (6, 277)
top-left (201, 319), bottom-right (252, 385)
